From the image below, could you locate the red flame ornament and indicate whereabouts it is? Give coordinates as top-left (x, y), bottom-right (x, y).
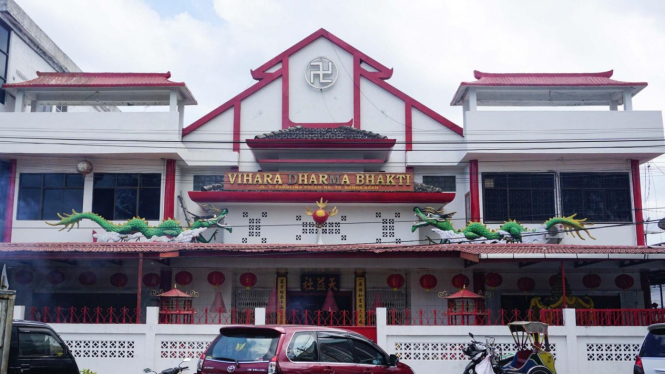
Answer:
top-left (306, 198), bottom-right (338, 227)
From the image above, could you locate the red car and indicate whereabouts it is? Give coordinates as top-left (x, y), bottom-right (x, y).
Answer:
top-left (197, 325), bottom-right (414, 374)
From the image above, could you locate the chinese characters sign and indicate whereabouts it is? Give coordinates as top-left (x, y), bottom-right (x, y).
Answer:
top-left (355, 275), bottom-right (366, 326)
top-left (301, 274), bottom-right (340, 292)
top-left (225, 172), bottom-right (414, 192)
top-left (277, 276), bottom-right (287, 324)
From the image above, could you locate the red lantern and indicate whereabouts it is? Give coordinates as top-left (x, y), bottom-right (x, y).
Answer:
top-left (549, 275), bottom-right (558, 288)
top-left (240, 272), bottom-right (257, 290)
top-left (79, 271), bottom-right (97, 286)
top-left (615, 274), bottom-right (634, 290)
top-left (175, 271), bottom-right (193, 286)
top-left (582, 274), bottom-right (601, 290)
top-left (143, 273), bottom-right (160, 288)
top-left (451, 274), bottom-right (470, 289)
top-left (387, 273), bottom-right (405, 291)
top-left (110, 273), bottom-right (128, 288)
top-left (419, 274), bottom-right (437, 292)
top-left (15, 270), bottom-right (34, 285)
top-left (207, 271), bottom-right (225, 287)
top-left (47, 270), bottom-right (65, 285)
top-left (517, 277), bottom-right (535, 293)
top-left (485, 273), bottom-right (503, 289)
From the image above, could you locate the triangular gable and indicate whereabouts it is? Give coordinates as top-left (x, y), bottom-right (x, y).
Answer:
top-left (184, 28), bottom-right (463, 152)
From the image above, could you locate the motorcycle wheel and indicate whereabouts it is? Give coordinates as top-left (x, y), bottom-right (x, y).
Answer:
top-left (527, 367), bottom-right (552, 374)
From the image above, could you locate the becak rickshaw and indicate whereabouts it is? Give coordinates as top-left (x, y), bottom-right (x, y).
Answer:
top-left (499, 322), bottom-right (556, 374)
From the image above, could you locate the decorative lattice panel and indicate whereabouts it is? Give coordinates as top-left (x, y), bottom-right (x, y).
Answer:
top-left (586, 343), bottom-right (640, 361)
top-left (160, 341), bottom-right (210, 359)
top-left (394, 341), bottom-right (556, 361)
top-left (65, 340), bottom-right (135, 359)
top-left (234, 288), bottom-right (272, 310)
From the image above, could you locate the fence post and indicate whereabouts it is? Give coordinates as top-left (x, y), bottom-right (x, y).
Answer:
top-left (146, 307), bottom-right (159, 374)
top-left (255, 308), bottom-right (266, 326)
top-left (562, 308), bottom-right (578, 374)
top-left (13, 305), bottom-right (25, 320)
top-left (376, 308), bottom-right (388, 351)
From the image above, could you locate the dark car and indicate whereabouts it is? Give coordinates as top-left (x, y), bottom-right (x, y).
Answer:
top-left (197, 325), bottom-right (414, 374)
top-left (635, 323), bottom-right (665, 374)
top-left (7, 320), bottom-right (79, 374)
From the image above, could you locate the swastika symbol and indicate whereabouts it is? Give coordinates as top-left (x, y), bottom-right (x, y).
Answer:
top-left (304, 57), bottom-right (338, 89)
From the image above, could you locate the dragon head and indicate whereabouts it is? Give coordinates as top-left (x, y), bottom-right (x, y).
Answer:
top-left (195, 208), bottom-right (232, 233)
top-left (412, 206), bottom-right (456, 232)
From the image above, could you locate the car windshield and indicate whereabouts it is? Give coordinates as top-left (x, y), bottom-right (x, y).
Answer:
top-left (208, 331), bottom-right (280, 362)
top-left (641, 328), bottom-right (665, 358)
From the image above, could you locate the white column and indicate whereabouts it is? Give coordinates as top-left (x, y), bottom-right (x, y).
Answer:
top-left (177, 100), bottom-right (185, 139)
top-left (14, 91), bottom-right (24, 112)
top-left (468, 88), bottom-right (477, 111)
top-left (623, 90), bottom-right (633, 111)
top-left (562, 308), bottom-right (578, 374)
top-left (146, 306), bottom-right (159, 374)
top-left (169, 90), bottom-right (178, 112)
top-left (255, 307), bottom-right (266, 325)
top-left (30, 101), bottom-right (37, 112)
top-left (610, 100), bottom-right (618, 111)
top-left (13, 305), bottom-right (25, 320)
top-left (376, 307), bottom-right (388, 351)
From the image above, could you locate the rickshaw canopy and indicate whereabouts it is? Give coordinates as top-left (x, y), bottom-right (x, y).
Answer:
top-left (508, 321), bottom-right (548, 335)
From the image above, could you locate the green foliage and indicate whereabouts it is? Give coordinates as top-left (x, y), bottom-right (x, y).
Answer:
top-left (80, 369), bottom-right (97, 374)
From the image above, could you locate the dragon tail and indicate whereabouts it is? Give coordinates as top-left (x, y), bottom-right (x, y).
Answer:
top-left (46, 210), bottom-right (119, 233)
top-left (544, 214), bottom-right (596, 240)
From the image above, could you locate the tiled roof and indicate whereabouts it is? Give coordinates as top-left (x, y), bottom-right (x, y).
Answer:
top-left (3, 72), bottom-right (186, 88)
top-left (463, 70), bottom-right (647, 88)
top-left (255, 126), bottom-right (388, 140)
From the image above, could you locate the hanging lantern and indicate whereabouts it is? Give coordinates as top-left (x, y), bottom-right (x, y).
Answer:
top-left (79, 271), bottom-right (97, 286)
top-left (582, 274), bottom-right (601, 290)
top-left (207, 271), bottom-right (225, 287)
top-left (615, 274), bottom-right (634, 290)
top-left (451, 274), bottom-right (470, 289)
top-left (76, 160), bottom-right (93, 176)
top-left (15, 270), bottom-right (34, 285)
top-left (419, 274), bottom-right (437, 292)
top-left (110, 273), bottom-right (128, 288)
top-left (239, 272), bottom-right (257, 290)
top-left (175, 271), bottom-right (193, 286)
top-left (485, 273), bottom-right (503, 289)
top-left (548, 274), bottom-right (559, 288)
top-left (47, 270), bottom-right (65, 285)
top-left (143, 273), bottom-right (161, 288)
top-left (387, 273), bottom-right (405, 291)
top-left (517, 277), bottom-right (535, 293)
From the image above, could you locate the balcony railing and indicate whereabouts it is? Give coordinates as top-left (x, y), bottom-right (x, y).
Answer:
top-left (30, 306), bottom-right (138, 324)
top-left (387, 308), bottom-right (562, 326)
top-left (576, 308), bottom-right (665, 326)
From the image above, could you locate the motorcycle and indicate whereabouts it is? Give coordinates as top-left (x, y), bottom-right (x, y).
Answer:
top-left (462, 333), bottom-right (498, 374)
top-left (144, 358), bottom-right (191, 374)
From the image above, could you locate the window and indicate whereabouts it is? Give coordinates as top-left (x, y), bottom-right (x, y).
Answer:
top-left (482, 173), bottom-right (555, 222)
top-left (352, 339), bottom-right (386, 365)
top-left (560, 173), bottom-right (631, 222)
top-left (208, 331), bottom-right (279, 362)
top-left (0, 22), bottom-right (9, 104)
top-left (17, 174), bottom-right (84, 220)
top-left (55, 105), bottom-right (68, 112)
top-left (318, 336), bottom-right (354, 363)
top-left (193, 175), bottom-right (224, 191)
top-left (92, 173), bottom-right (161, 220)
top-left (639, 328), bottom-right (665, 358)
top-left (422, 175), bottom-right (456, 192)
top-left (287, 332), bottom-right (317, 362)
top-left (19, 331), bottom-right (65, 357)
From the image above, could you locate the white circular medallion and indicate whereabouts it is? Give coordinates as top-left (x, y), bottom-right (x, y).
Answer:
top-left (304, 57), bottom-right (338, 90)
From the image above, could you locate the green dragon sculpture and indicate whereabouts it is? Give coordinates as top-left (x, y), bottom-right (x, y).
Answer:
top-left (412, 207), bottom-right (595, 244)
top-left (46, 209), bottom-right (231, 243)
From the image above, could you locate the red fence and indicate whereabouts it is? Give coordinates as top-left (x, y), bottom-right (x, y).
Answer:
top-left (266, 310), bottom-right (377, 326)
top-left (386, 308), bottom-right (562, 326)
top-left (190, 308), bottom-right (255, 325)
top-left (576, 308), bottom-right (665, 326)
top-left (29, 306), bottom-right (138, 324)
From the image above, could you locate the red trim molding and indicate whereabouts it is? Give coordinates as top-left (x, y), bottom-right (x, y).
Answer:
top-left (469, 160), bottom-right (480, 222)
top-left (3, 159), bottom-right (16, 242)
top-left (258, 159), bottom-right (384, 164)
top-left (631, 160), bottom-right (645, 246)
top-left (246, 138), bottom-right (396, 149)
top-left (163, 159), bottom-right (176, 220)
top-left (189, 191), bottom-right (455, 204)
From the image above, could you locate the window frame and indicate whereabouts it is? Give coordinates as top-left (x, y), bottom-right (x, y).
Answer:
top-left (193, 174), bottom-right (225, 192)
top-left (481, 172), bottom-right (557, 223)
top-left (316, 334), bottom-right (355, 364)
top-left (559, 172), bottom-right (632, 223)
top-left (349, 338), bottom-right (388, 366)
top-left (422, 175), bottom-right (456, 192)
top-left (18, 329), bottom-right (67, 358)
top-left (92, 173), bottom-right (162, 221)
top-left (286, 331), bottom-right (318, 363)
top-left (16, 173), bottom-right (84, 221)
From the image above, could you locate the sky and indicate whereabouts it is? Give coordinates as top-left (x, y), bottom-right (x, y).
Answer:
top-left (14, 0), bottom-right (665, 243)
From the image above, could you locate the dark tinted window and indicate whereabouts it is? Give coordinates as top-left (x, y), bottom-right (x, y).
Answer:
top-left (352, 339), bottom-right (386, 365)
top-left (17, 173), bottom-right (84, 220)
top-left (422, 176), bottom-right (456, 192)
top-left (92, 173), bottom-right (161, 220)
top-left (207, 331), bottom-right (279, 362)
top-left (287, 332), bottom-right (317, 362)
top-left (482, 173), bottom-right (555, 222)
top-left (19, 332), bottom-right (65, 357)
top-left (560, 173), bottom-right (631, 222)
top-left (640, 329), bottom-right (665, 358)
top-left (194, 175), bottom-right (225, 191)
top-left (0, 22), bottom-right (8, 104)
top-left (318, 336), bottom-right (354, 363)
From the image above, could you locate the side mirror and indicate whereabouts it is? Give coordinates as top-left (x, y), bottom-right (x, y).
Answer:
top-left (469, 332), bottom-right (474, 339)
top-left (388, 354), bottom-right (399, 366)
top-left (143, 369), bottom-right (152, 373)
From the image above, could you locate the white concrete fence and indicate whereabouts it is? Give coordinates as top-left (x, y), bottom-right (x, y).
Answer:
top-left (13, 306), bottom-right (646, 374)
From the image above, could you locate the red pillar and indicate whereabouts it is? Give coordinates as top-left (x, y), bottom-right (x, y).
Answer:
top-left (163, 159), bottom-right (176, 220)
top-left (469, 160), bottom-right (480, 222)
top-left (3, 159), bottom-right (17, 242)
top-left (631, 160), bottom-right (646, 246)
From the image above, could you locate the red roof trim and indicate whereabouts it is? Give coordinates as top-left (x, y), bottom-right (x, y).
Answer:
top-left (188, 191), bottom-right (455, 204)
top-left (473, 70), bottom-right (615, 79)
top-left (3, 71), bottom-right (187, 88)
top-left (258, 159), bottom-right (385, 164)
top-left (246, 138), bottom-right (396, 149)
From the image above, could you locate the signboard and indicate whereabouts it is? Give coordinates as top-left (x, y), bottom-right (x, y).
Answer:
top-left (355, 275), bottom-right (366, 326)
top-left (301, 274), bottom-right (340, 292)
top-left (225, 172), bottom-right (414, 192)
top-left (276, 276), bottom-right (287, 324)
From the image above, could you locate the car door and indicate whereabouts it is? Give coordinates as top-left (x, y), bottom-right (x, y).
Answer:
top-left (350, 338), bottom-right (391, 374)
top-left (317, 334), bottom-right (357, 374)
top-left (16, 327), bottom-right (73, 374)
top-left (281, 331), bottom-right (320, 374)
